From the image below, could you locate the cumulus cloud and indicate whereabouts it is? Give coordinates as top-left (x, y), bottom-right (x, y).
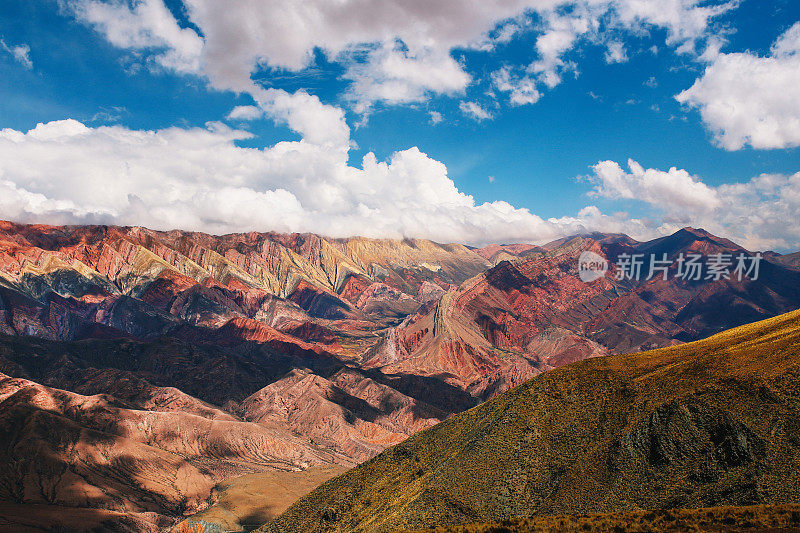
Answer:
top-left (460, 101), bottom-right (493, 121)
top-left (177, 0), bottom-right (547, 99)
top-left (65, 0), bottom-right (203, 74)
top-left (772, 22), bottom-right (800, 57)
top-left (604, 41), bottom-right (628, 63)
top-left (528, 7), bottom-right (595, 88)
top-left (713, 172), bottom-right (800, 250)
top-left (613, 0), bottom-right (736, 50)
top-left (65, 0), bottom-right (350, 142)
top-left (0, 38), bottom-right (33, 69)
top-left (677, 22), bottom-right (800, 150)
top-left (492, 67), bottom-right (541, 105)
top-left (250, 87), bottom-right (351, 148)
top-left (2, 120), bottom-right (798, 249)
top-left (344, 43), bottom-right (471, 113)
top-left (590, 159), bottom-right (721, 215)
top-left (227, 105), bottom-right (263, 121)
top-left (525, 0), bottom-right (733, 90)
top-left (588, 159), bottom-right (800, 250)
top-left (0, 119), bottom-right (606, 245)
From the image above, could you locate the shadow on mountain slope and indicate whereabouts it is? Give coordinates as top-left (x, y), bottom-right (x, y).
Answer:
top-left (264, 309), bottom-right (800, 532)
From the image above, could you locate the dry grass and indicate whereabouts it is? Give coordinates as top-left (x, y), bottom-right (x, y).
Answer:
top-left (406, 503), bottom-right (800, 532)
top-left (186, 466), bottom-right (347, 532)
top-left (263, 310), bottom-right (800, 532)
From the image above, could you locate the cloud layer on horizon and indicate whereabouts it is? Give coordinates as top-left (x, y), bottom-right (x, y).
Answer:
top-left (1, 119), bottom-right (798, 251)
top-left (0, 118), bottom-right (619, 245)
top-left (589, 159), bottom-right (800, 250)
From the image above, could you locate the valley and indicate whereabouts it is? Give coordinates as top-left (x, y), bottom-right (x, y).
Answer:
top-left (0, 221), bottom-right (798, 531)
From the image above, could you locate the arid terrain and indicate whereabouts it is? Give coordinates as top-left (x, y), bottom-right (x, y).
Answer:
top-left (265, 309), bottom-right (800, 532)
top-left (0, 220), bottom-right (798, 530)
top-left (405, 503), bottom-right (800, 532)
top-left (186, 466), bottom-right (348, 531)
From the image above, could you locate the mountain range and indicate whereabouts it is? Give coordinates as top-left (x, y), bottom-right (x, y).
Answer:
top-left (0, 220), bottom-right (798, 530)
top-left (265, 308), bottom-right (800, 532)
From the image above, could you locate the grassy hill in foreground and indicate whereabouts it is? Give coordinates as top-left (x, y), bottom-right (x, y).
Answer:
top-left (405, 503), bottom-right (800, 532)
top-left (263, 309), bottom-right (800, 532)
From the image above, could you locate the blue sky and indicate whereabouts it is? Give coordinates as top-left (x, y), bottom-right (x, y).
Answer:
top-left (1, 0), bottom-right (800, 250)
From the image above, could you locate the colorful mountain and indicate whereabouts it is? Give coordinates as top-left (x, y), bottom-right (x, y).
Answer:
top-left (264, 308), bottom-right (800, 533)
top-left (368, 228), bottom-right (800, 398)
top-left (0, 220), bottom-right (798, 530)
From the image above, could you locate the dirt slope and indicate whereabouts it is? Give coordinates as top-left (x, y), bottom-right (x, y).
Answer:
top-left (0, 373), bottom-right (348, 525)
top-left (264, 309), bottom-right (800, 532)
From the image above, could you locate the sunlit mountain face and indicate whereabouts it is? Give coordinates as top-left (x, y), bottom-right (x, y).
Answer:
top-left (0, 221), bottom-right (798, 529)
top-left (1, 1), bottom-right (799, 531)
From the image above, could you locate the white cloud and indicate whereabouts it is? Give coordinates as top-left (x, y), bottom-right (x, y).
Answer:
top-left (491, 67), bottom-right (541, 106)
top-left (218, 88), bottom-right (353, 149)
top-left (344, 43), bottom-right (471, 113)
top-left (429, 111), bottom-right (443, 125)
top-left (588, 159), bottom-right (800, 250)
top-left (0, 38), bottom-right (33, 69)
top-left (590, 159), bottom-right (721, 215)
top-left (772, 22), bottom-right (800, 57)
top-left (227, 105), bottom-right (263, 121)
top-left (63, 0), bottom-right (737, 116)
top-left (677, 22), bottom-right (800, 150)
top-left (613, 0), bottom-right (737, 49)
top-left (604, 41), bottom-right (628, 63)
top-left (549, 205), bottom-right (657, 240)
top-left (0, 119), bottom-right (604, 245)
top-left (528, 7), bottom-right (595, 87)
top-left (177, 0), bottom-right (552, 99)
top-left (250, 87), bottom-right (351, 148)
top-left (525, 0), bottom-right (732, 90)
top-left (459, 101), bottom-right (493, 121)
top-left (65, 0), bottom-right (203, 74)
top-left (4, 120), bottom-right (799, 249)
top-left (713, 172), bottom-right (800, 250)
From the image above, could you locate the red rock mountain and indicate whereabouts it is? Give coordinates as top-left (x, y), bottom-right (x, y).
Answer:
top-left (0, 220), bottom-right (798, 530)
top-left (369, 228), bottom-right (800, 397)
top-left (0, 372), bottom-right (347, 531)
top-left (473, 242), bottom-right (545, 264)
